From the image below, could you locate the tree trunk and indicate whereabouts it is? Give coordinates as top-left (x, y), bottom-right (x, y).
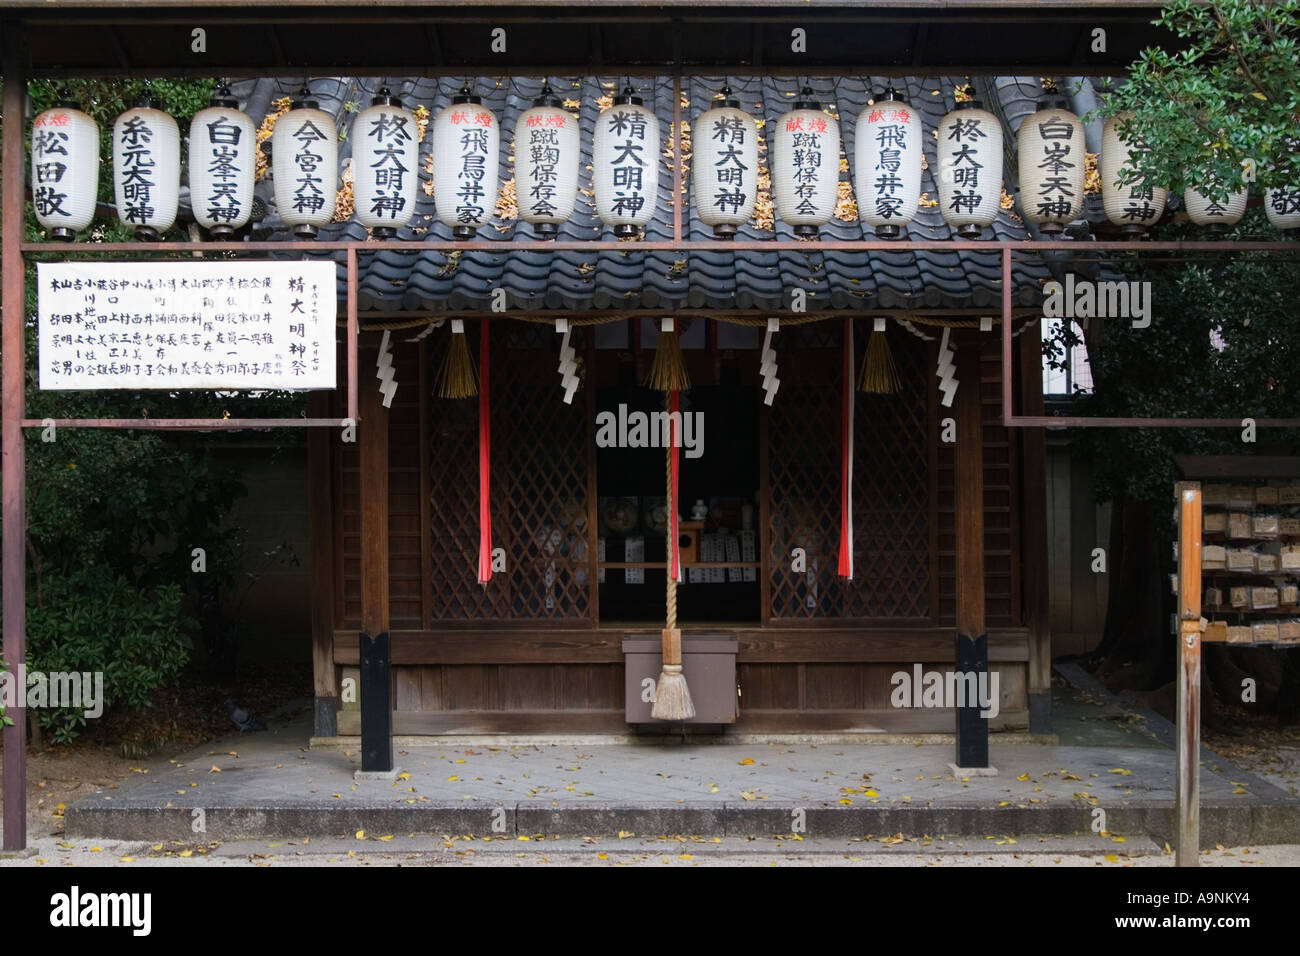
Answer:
top-left (1090, 492), bottom-right (1171, 692)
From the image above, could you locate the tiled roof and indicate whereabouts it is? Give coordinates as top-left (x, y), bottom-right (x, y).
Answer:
top-left (233, 74), bottom-right (1085, 315)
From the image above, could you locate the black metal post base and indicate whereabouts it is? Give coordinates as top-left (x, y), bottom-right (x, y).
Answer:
top-left (359, 630), bottom-right (392, 773)
top-left (955, 631), bottom-right (990, 768)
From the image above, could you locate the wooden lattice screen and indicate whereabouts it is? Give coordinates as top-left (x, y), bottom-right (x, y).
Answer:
top-left (767, 322), bottom-right (933, 620)
top-left (428, 320), bottom-right (592, 622)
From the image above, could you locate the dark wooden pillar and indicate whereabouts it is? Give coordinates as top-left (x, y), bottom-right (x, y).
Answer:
top-left (358, 349), bottom-right (392, 772)
top-left (1018, 330), bottom-right (1052, 734)
top-left (954, 336), bottom-right (988, 768)
top-left (2, 23), bottom-right (29, 852)
top-left (308, 389), bottom-right (337, 738)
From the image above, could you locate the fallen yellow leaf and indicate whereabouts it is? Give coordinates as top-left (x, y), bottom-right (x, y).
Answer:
top-left (378, 835), bottom-right (394, 842)
top-left (739, 758), bottom-right (755, 766)
top-left (355, 829), bottom-right (366, 840)
top-left (1016, 773), bottom-right (1030, 781)
top-left (178, 849), bottom-right (192, 858)
top-left (1109, 768), bottom-right (1132, 776)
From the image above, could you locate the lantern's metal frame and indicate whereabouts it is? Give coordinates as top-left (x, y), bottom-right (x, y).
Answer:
top-left (7, 28), bottom-right (1300, 853)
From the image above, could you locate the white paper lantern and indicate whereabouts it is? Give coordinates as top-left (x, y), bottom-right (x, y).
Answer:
top-left (112, 94), bottom-right (180, 240)
top-left (1265, 187), bottom-right (1300, 232)
top-left (189, 85), bottom-right (256, 238)
top-left (937, 99), bottom-right (1004, 239)
top-left (772, 88), bottom-right (840, 237)
top-left (692, 88), bottom-right (758, 239)
top-left (352, 89), bottom-right (419, 237)
top-left (1016, 97), bottom-right (1084, 235)
top-left (513, 83), bottom-right (580, 238)
top-left (854, 88), bottom-right (921, 240)
top-left (593, 86), bottom-right (660, 238)
top-left (271, 88), bottom-right (338, 239)
top-left (31, 96), bottom-right (100, 241)
top-left (431, 88), bottom-right (500, 239)
top-left (1101, 113), bottom-right (1167, 235)
top-left (1184, 182), bottom-right (1247, 233)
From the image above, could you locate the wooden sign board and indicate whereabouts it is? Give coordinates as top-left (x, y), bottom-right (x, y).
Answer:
top-left (38, 260), bottom-right (336, 390)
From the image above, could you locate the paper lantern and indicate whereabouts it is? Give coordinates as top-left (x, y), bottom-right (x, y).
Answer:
top-left (1101, 113), bottom-right (1167, 236)
top-left (111, 93), bottom-right (180, 240)
top-left (189, 85), bottom-right (256, 238)
top-left (1016, 96), bottom-right (1084, 235)
top-left (854, 88), bottom-right (921, 240)
top-left (936, 99), bottom-right (1004, 239)
top-left (1265, 187), bottom-right (1300, 232)
top-left (513, 83), bottom-right (580, 238)
top-left (1184, 182), bottom-right (1247, 234)
top-left (432, 88), bottom-right (500, 240)
top-left (691, 87), bottom-right (758, 239)
top-left (772, 87), bottom-right (840, 237)
top-left (272, 88), bottom-right (338, 239)
top-left (593, 86), bottom-right (659, 238)
top-left (352, 88), bottom-right (419, 238)
top-left (31, 95), bottom-right (100, 241)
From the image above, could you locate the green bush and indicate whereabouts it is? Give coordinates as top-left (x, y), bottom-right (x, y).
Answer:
top-left (25, 566), bottom-right (191, 744)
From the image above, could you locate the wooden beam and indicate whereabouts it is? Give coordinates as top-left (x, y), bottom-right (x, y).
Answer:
top-left (1175, 481), bottom-right (1202, 866)
top-left (331, 626), bottom-right (1032, 665)
top-left (954, 333), bottom-right (988, 767)
top-left (358, 344), bottom-right (392, 769)
top-left (2, 19), bottom-right (29, 853)
top-left (307, 389), bottom-right (338, 736)
top-left (1018, 327), bottom-right (1052, 732)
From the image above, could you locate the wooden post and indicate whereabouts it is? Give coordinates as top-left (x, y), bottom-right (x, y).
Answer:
top-left (308, 389), bottom-right (337, 737)
top-left (2, 22), bottom-right (29, 853)
top-left (954, 336), bottom-right (988, 768)
top-left (1018, 330), bottom-right (1051, 733)
top-left (358, 340), bottom-right (392, 772)
top-left (1175, 481), bottom-right (1203, 866)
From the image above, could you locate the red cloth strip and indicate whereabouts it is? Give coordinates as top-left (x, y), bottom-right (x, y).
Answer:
top-left (670, 389), bottom-right (681, 582)
top-left (477, 319), bottom-right (492, 584)
top-left (838, 318), bottom-right (854, 580)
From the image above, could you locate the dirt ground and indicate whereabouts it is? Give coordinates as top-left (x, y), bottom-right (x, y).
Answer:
top-left (0, 662), bottom-right (310, 839)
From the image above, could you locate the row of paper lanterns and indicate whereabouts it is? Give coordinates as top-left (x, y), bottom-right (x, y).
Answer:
top-left (30, 84), bottom-right (1300, 242)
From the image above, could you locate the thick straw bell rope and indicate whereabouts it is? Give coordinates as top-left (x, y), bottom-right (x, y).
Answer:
top-left (435, 323), bottom-right (478, 398)
top-left (650, 390), bottom-right (695, 720)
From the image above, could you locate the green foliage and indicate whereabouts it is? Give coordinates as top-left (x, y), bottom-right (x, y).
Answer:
top-left (26, 566), bottom-right (190, 744)
top-left (0, 76), bottom-right (309, 740)
top-left (1094, 0), bottom-right (1300, 201)
top-left (1054, 209), bottom-right (1300, 511)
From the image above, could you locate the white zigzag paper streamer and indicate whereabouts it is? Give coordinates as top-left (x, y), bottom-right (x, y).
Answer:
top-left (760, 318), bottom-right (781, 405)
top-left (557, 325), bottom-right (579, 404)
top-left (376, 330), bottom-right (398, 408)
top-left (937, 326), bottom-right (958, 408)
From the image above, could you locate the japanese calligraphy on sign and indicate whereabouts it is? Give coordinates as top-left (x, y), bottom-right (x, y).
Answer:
top-left (605, 107), bottom-right (650, 219)
top-left (192, 108), bottom-right (254, 230)
top-left (523, 117), bottom-right (565, 219)
top-left (944, 115), bottom-right (987, 216)
top-left (359, 107), bottom-right (416, 223)
top-left (38, 261), bottom-right (337, 390)
top-left (290, 118), bottom-right (331, 217)
top-left (448, 107), bottom-right (495, 225)
top-left (31, 108), bottom-right (96, 231)
top-left (116, 115), bottom-right (158, 225)
top-left (857, 100), bottom-right (919, 230)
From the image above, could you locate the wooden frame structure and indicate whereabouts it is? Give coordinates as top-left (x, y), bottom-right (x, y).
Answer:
top-left (3, 0), bottom-right (1300, 853)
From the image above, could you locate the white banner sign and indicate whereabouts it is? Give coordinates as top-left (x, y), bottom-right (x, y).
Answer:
top-left (38, 260), bottom-right (337, 390)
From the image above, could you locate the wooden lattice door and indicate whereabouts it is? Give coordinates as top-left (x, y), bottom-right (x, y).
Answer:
top-left (766, 321), bottom-right (934, 621)
top-left (427, 320), bottom-right (592, 623)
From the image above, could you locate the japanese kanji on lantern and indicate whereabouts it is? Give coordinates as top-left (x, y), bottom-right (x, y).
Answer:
top-left (1265, 187), bottom-right (1300, 232)
top-left (692, 86), bottom-right (757, 239)
top-left (593, 85), bottom-right (660, 238)
top-left (271, 87), bottom-right (339, 239)
top-left (31, 94), bottom-right (100, 241)
top-left (1184, 181), bottom-right (1247, 234)
top-left (189, 84), bottom-right (256, 239)
top-left (112, 92), bottom-right (180, 241)
top-left (432, 87), bottom-right (500, 240)
top-left (353, 87), bottom-right (419, 238)
top-left (1016, 96), bottom-right (1083, 235)
top-left (937, 99), bottom-right (1003, 239)
top-left (854, 88), bottom-right (921, 240)
top-left (1100, 112), bottom-right (1167, 236)
top-left (772, 87), bottom-right (840, 237)
top-left (513, 82), bottom-right (580, 238)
